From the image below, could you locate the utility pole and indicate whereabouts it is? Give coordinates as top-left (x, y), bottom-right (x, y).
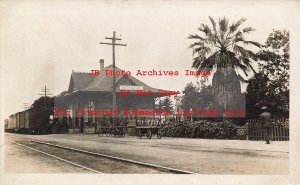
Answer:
top-left (100, 31), bottom-right (127, 123)
top-left (39, 85), bottom-right (52, 98)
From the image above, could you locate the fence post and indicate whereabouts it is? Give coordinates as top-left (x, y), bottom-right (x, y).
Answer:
top-left (247, 119), bottom-right (250, 139)
top-left (246, 120), bottom-right (249, 140)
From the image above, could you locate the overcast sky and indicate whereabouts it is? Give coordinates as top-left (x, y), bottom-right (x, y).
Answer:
top-left (1, 0), bottom-right (299, 119)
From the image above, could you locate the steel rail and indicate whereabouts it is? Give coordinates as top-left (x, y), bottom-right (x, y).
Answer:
top-left (33, 140), bottom-right (196, 174)
top-left (10, 141), bottom-right (103, 174)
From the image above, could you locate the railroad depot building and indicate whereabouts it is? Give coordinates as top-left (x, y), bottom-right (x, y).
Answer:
top-left (55, 60), bottom-right (177, 133)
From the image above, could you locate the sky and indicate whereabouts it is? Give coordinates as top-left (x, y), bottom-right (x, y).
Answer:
top-left (1, 0), bottom-right (299, 119)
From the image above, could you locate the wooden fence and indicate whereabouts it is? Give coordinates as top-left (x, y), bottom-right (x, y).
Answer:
top-left (246, 118), bottom-right (289, 141)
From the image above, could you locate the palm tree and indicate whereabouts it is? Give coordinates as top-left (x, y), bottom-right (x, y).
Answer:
top-left (188, 17), bottom-right (260, 116)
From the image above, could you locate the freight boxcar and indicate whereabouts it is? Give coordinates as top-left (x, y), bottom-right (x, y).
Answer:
top-left (5, 109), bottom-right (51, 134)
top-left (4, 118), bottom-right (10, 132)
top-left (11, 114), bottom-right (17, 132)
top-left (7, 116), bottom-right (12, 132)
top-left (6, 112), bottom-right (21, 133)
top-left (7, 116), bottom-right (14, 132)
top-left (18, 111), bottom-right (26, 133)
top-left (24, 109), bottom-right (30, 130)
top-left (5, 109), bottom-right (68, 134)
top-left (22, 109), bottom-right (39, 134)
top-left (16, 113), bottom-right (20, 131)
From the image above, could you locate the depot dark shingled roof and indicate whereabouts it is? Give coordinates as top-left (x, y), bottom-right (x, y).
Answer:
top-left (68, 72), bottom-right (96, 92)
top-left (68, 65), bottom-right (163, 93)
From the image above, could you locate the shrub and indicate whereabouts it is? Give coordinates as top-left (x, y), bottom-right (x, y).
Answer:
top-left (161, 120), bottom-right (237, 139)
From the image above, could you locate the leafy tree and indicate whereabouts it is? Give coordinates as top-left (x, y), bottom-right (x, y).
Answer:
top-left (246, 30), bottom-right (289, 117)
top-left (258, 30), bottom-right (289, 93)
top-left (181, 82), bottom-right (215, 112)
top-left (162, 97), bottom-right (173, 112)
top-left (54, 90), bottom-right (68, 109)
top-left (155, 97), bottom-right (173, 119)
top-left (188, 17), bottom-right (260, 115)
top-left (31, 96), bottom-right (54, 112)
top-left (155, 98), bottom-right (163, 119)
top-left (30, 96), bottom-right (54, 131)
top-left (155, 99), bottom-right (163, 110)
top-left (246, 73), bottom-right (270, 117)
top-left (197, 80), bottom-right (215, 109)
top-left (181, 82), bottom-right (201, 110)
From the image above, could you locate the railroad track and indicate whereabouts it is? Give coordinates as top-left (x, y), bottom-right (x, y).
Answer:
top-left (11, 140), bottom-right (196, 174)
top-left (11, 141), bottom-right (102, 173)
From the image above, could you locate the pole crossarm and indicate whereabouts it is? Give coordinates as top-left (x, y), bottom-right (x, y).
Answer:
top-left (100, 42), bottom-right (127, 47)
top-left (105, 37), bottom-right (121, 40)
top-left (100, 42), bottom-right (113, 45)
top-left (39, 85), bottom-right (52, 97)
top-left (115, 43), bottom-right (127, 46)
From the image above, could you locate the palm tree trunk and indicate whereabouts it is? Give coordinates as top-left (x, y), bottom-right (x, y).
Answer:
top-left (212, 65), bottom-right (242, 120)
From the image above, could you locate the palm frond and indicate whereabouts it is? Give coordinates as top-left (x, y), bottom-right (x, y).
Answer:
top-left (188, 34), bottom-right (205, 40)
top-left (192, 57), bottom-right (204, 69)
top-left (193, 46), bottom-right (211, 55)
top-left (218, 17), bottom-right (229, 42)
top-left (238, 56), bottom-right (257, 74)
top-left (209, 16), bottom-right (217, 34)
top-left (233, 46), bottom-right (258, 75)
top-left (197, 51), bottom-right (219, 70)
top-left (208, 16), bottom-right (224, 47)
top-left (192, 50), bottom-right (217, 69)
top-left (227, 52), bottom-right (247, 68)
top-left (198, 24), bottom-right (215, 45)
top-left (242, 27), bottom-right (255, 33)
top-left (198, 24), bottom-right (212, 36)
top-left (232, 34), bottom-right (261, 49)
top-left (219, 17), bottom-right (229, 34)
top-left (233, 44), bottom-right (256, 59)
top-left (236, 73), bottom-right (248, 83)
top-left (223, 37), bottom-right (233, 48)
top-left (233, 31), bottom-right (243, 40)
top-left (233, 36), bottom-right (244, 43)
top-left (229, 18), bottom-right (246, 34)
top-left (242, 40), bottom-right (261, 48)
top-left (189, 42), bottom-right (204, 48)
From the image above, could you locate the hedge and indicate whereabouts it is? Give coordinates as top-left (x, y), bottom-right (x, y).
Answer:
top-left (161, 120), bottom-right (237, 139)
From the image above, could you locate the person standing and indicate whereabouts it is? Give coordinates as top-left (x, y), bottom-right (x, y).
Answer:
top-left (259, 106), bottom-right (272, 144)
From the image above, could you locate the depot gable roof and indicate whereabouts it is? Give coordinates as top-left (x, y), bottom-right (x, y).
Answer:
top-left (68, 65), bottom-right (162, 93)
